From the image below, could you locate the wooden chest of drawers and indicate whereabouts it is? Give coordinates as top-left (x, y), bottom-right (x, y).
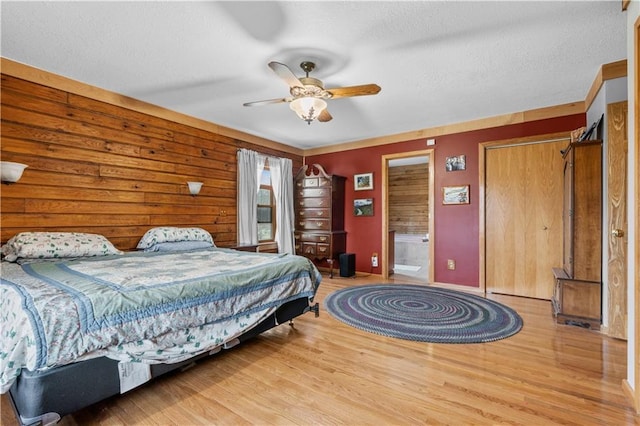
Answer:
top-left (294, 164), bottom-right (346, 277)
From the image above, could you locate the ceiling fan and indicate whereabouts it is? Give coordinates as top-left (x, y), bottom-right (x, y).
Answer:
top-left (243, 61), bottom-right (381, 124)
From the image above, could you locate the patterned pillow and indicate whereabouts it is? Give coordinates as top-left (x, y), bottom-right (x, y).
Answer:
top-left (1, 232), bottom-right (124, 262)
top-left (143, 241), bottom-right (214, 252)
top-left (136, 227), bottom-right (215, 250)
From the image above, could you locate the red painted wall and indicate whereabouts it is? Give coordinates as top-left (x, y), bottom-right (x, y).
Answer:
top-left (306, 114), bottom-right (585, 287)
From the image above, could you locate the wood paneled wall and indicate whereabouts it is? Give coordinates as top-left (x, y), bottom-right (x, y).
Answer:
top-left (0, 74), bottom-right (302, 250)
top-left (388, 163), bottom-right (429, 235)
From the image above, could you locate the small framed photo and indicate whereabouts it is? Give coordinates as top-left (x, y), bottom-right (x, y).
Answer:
top-left (354, 172), bottom-right (373, 191)
top-left (442, 185), bottom-right (470, 205)
top-left (354, 198), bottom-right (374, 216)
top-left (445, 154), bottom-right (466, 172)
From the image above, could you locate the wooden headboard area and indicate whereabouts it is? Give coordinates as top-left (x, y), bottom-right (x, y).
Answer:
top-left (0, 59), bottom-right (303, 251)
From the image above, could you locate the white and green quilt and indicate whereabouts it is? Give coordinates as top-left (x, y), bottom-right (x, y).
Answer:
top-left (0, 248), bottom-right (321, 393)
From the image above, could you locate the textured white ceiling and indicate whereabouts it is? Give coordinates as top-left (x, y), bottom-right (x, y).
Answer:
top-left (0, 1), bottom-right (627, 150)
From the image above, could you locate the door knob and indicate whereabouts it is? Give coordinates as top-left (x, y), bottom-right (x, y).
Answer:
top-left (611, 229), bottom-right (625, 238)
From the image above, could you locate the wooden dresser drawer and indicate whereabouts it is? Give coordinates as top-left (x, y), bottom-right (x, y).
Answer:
top-left (297, 208), bottom-right (329, 219)
top-left (298, 188), bottom-right (330, 198)
top-left (296, 232), bottom-right (331, 244)
top-left (298, 219), bottom-right (330, 230)
top-left (317, 178), bottom-right (330, 187)
top-left (315, 243), bottom-right (330, 257)
top-left (297, 197), bottom-right (329, 208)
top-left (301, 242), bottom-right (316, 256)
top-left (300, 242), bottom-right (331, 258)
top-left (296, 177), bottom-right (331, 188)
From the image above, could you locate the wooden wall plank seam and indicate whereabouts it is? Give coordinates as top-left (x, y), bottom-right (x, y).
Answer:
top-left (0, 73), bottom-right (303, 249)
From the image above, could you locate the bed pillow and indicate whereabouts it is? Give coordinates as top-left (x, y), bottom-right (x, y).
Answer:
top-left (136, 227), bottom-right (215, 250)
top-left (143, 240), bottom-right (214, 252)
top-left (1, 232), bottom-right (124, 262)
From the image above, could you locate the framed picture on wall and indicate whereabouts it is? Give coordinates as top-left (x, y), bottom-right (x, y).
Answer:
top-left (445, 155), bottom-right (466, 172)
top-left (354, 198), bottom-right (374, 216)
top-left (442, 185), bottom-right (470, 205)
top-left (354, 172), bottom-right (373, 191)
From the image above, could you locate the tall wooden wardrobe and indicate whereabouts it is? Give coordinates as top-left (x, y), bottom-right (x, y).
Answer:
top-left (552, 140), bottom-right (603, 329)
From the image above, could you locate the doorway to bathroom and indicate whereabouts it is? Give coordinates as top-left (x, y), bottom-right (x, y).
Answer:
top-left (381, 150), bottom-right (434, 282)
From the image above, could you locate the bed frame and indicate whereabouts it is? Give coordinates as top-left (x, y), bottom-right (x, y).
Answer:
top-left (8, 297), bottom-right (319, 426)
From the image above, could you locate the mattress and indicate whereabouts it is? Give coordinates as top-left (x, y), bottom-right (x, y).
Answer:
top-left (1, 248), bottom-right (322, 393)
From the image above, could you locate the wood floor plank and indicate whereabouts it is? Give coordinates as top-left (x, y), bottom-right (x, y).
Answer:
top-left (1, 274), bottom-right (636, 425)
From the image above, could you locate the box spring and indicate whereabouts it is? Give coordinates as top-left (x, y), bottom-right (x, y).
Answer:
top-left (8, 297), bottom-right (315, 426)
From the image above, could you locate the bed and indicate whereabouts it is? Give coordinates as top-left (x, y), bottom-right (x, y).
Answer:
top-left (0, 229), bottom-right (322, 425)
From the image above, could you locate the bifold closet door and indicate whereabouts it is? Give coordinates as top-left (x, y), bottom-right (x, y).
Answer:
top-left (485, 140), bottom-right (565, 299)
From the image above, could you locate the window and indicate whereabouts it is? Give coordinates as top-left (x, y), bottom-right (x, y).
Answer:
top-left (257, 168), bottom-right (275, 242)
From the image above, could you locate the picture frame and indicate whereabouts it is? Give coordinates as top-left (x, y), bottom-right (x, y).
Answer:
top-left (442, 185), bottom-right (470, 205)
top-left (354, 172), bottom-right (373, 191)
top-left (445, 154), bottom-right (466, 172)
top-left (354, 198), bottom-right (374, 216)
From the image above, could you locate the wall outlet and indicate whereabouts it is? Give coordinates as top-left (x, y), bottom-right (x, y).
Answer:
top-left (447, 259), bottom-right (456, 270)
top-left (371, 253), bottom-right (379, 267)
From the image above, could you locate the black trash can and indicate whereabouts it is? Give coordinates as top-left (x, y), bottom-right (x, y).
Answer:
top-left (339, 253), bottom-right (355, 277)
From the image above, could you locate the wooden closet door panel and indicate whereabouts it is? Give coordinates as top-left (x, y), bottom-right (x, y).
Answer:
top-left (523, 141), bottom-right (565, 299)
top-left (606, 101), bottom-right (628, 339)
top-left (486, 141), bottom-right (565, 299)
top-left (486, 145), bottom-right (527, 295)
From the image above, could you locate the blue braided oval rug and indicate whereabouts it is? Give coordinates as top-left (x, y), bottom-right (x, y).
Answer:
top-left (324, 284), bottom-right (523, 343)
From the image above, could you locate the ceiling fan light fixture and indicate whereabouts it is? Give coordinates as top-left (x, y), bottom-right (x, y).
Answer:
top-left (289, 97), bottom-right (327, 125)
top-left (244, 61), bottom-right (379, 125)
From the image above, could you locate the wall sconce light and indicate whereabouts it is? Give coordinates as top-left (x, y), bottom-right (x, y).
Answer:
top-left (1, 161), bottom-right (28, 184)
top-left (187, 181), bottom-right (203, 196)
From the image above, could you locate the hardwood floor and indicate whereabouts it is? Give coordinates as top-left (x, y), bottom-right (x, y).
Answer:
top-left (1, 273), bottom-right (636, 425)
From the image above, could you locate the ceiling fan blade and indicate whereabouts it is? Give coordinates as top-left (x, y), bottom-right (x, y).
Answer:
top-left (327, 84), bottom-right (381, 99)
top-left (243, 97), bottom-right (291, 107)
top-left (268, 61), bottom-right (303, 88)
top-left (318, 108), bottom-right (332, 122)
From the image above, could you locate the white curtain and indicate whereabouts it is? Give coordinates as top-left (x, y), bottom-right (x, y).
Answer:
top-left (269, 156), bottom-right (295, 254)
top-left (237, 149), bottom-right (261, 244)
top-left (238, 149), bottom-right (295, 253)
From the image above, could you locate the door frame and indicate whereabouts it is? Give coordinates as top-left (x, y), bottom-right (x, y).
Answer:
top-left (479, 131), bottom-right (572, 294)
top-left (381, 149), bottom-right (435, 281)
top-left (632, 13), bottom-right (640, 414)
